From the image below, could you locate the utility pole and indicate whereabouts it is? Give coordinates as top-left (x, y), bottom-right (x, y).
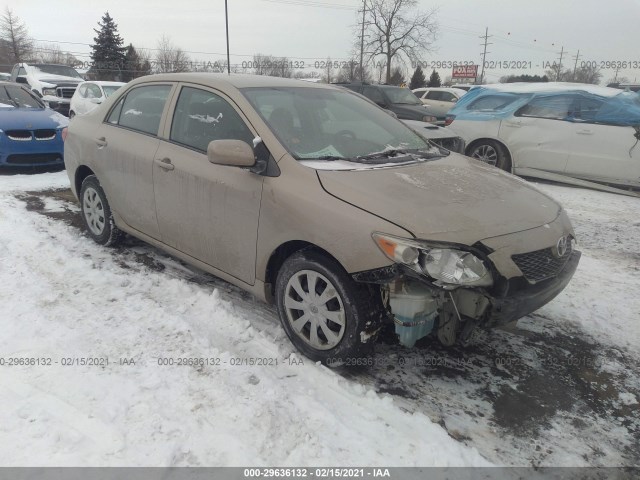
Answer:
top-left (225, 0), bottom-right (231, 74)
top-left (613, 64), bottom-right (621, 83)
top-left (572, 49), bottom-right (581, 80)
top-left (556, 46), bottom-right (565, 81)
top-left (478, 27), bottom-right (492, 85)
top-left (359, 0), bottom-right (367, 83)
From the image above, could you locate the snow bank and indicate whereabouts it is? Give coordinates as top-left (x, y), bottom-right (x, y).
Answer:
top-left (0, 173), bottom-right (490, 467)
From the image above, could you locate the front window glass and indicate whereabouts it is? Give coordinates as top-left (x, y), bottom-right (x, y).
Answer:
top-left (29, 64), bottom-right (82, 78)
top-left (170, 86), bottom-right (254, 152)
top-left (381, 86), bottom-right (422, 105)
top-left (242, 87), bottom-right (434, 162)
top-left (467, 94), bottom-right (519, 111)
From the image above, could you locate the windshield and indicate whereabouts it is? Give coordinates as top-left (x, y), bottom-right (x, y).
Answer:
top-left (0, 85), bottom-right (44, 108)
top-left (102, 85), bottom-right (122, 97)
top-left (381, 86), bottom-right (423, 105)
top-left (242, 87), bottom-right (436, 162)
top-left (30, 64), bottom-right (82, 78)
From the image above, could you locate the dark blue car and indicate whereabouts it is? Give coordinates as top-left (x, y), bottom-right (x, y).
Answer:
top-left (0, 81), bottom-right (67, 169)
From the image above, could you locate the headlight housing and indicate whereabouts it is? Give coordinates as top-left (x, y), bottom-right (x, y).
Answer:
top-left (372, 233), bottom-right (493, 287)
top-left (42, 88), bottom-right (57, 96)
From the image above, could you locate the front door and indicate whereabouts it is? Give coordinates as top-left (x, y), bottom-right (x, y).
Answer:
top-left (153, 84), bottom-right (264, 285)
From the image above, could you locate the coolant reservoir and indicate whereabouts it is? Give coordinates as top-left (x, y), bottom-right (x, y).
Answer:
top-left (389, 281), bottom-right (437, 348)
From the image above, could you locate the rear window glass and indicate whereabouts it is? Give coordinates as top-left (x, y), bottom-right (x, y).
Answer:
top-left (109, 85), bottom-right (172, 135)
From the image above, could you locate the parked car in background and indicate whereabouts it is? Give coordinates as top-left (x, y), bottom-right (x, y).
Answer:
top-left (70, 81), bottom-right (126, 117)
top-left (0, 73), bottom-right (11, 82)
top-left (401, 119), bottom-right (465, 153)
top-left (65, 73), bottom-right (580, 364)
top-left (446, 82), bottom-right (640, 189)
top-left (0, 81), bottom-right (67, 169)
top-left (337, 83), bottom-right (437, 123)
top-left (10, 63), bottom-right (84, 117)
top-left (451, 84), bottom-right (474, 92)
top-left (607, 82), bottom-right (640, 93)
top-left (412, 87), bottom-right (467, 122)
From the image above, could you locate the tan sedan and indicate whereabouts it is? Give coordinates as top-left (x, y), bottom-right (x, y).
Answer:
top-left (64, 73), bottom-right (580, 365)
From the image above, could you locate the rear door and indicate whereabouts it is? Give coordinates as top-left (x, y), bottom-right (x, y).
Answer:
top-left (501, 94), bottom-right (576, 173)
top-left (153, 83), bottom-right (264, 285)
top-left (93, 83), bottom-right (175, 239)
top-left (423, 90), bottom-right (448, 118)
top-left (563, 96), bottom-right (640, 186)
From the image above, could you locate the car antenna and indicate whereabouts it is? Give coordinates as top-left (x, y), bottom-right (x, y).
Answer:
top-left (225, 0), bottom-right (231, 75)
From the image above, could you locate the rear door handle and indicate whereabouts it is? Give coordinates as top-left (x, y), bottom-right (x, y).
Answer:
top-left (577, 129), bottom-right (593, 135)
top-left (155, 157), bottom-right (174, 171)
top-left (95, 137), bottom-right (107, 147)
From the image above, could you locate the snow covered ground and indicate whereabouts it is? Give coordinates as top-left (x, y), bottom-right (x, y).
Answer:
top-left (0, 170), bottom-right (638, 467)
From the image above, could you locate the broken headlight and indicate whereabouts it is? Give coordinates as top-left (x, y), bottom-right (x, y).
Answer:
top-left (372, 233), bottom-right (493, 287)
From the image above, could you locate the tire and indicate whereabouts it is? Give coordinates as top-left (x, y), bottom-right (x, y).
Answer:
top-left (275, 249), bottom-right (385, 366)
top-left (468, 140), bottom-right (511, 171)
top-left (79, 175), bottom-right (123, 246)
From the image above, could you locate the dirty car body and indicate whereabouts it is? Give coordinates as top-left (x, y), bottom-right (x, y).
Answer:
top-left (64, 73), bottom-right (580, 364)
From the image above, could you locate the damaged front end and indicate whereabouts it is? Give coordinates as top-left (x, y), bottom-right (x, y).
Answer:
top-left (353, 232), bottom-right (580, 348)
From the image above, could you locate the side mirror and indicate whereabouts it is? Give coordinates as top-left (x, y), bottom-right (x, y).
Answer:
top-left (90, 98), bottom-right (102, 104)
top-left (207, 139), bottom-right (256, 167)
top-left (16, 76), bottom-right (28, 85)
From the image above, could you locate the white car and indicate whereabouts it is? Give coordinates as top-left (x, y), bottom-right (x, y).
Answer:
top-left (69, 81), bottom-right (125, 118)
top-left (411, 87), bottom-right (467, 122)
top-left (446, 82), bottom-right (640, 190)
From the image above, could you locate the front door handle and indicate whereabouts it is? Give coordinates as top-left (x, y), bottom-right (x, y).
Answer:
top-left (155, 157), bottom-right (174, 170)
top-left (504, 121), bottom-right (522, 128)
top-left (577, 129), bottom-right (593, 135)
top-left (95, 137), bottom-right (107, 147)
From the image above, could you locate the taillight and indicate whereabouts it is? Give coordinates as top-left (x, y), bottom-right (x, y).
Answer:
top-left (444, 116), bottom-right (455, 127)
top-left (61, 127), bottom-right (68, 142)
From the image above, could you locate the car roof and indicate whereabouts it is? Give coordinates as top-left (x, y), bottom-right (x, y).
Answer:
top-left (130, 73), bottom-right (338, 91)
top-left (480, 82), bottom-right (621, 97)
top-left (81, 81), bottom-right (126, 86)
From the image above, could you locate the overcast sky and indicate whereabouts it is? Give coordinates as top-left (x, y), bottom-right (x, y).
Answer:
top-left (14, 0), bottom-right (640, 84)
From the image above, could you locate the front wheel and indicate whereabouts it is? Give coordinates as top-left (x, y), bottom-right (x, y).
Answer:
top-left (469, 140), bottom-right (511, 171)
top-left (275, 250), bottom-right (384, 366)
top-left (79, 175), bottom-right (123, 246)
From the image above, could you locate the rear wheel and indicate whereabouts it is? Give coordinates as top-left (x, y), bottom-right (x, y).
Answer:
top-left (275, 250), bottom-right (384, 366)
top-left (79, 175), bottom-right (123, 246)
top-left (469, 140), bottom-right (511, 171)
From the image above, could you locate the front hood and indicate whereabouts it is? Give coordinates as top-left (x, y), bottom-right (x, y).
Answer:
top-left (35, 75), bottom-right (82, 85)
top-left (316, 154), bottom-right (561, 245)
top-left (392, 104), bottom-right (430, 119)
top-left (0, 108), bottom-right (68, 129)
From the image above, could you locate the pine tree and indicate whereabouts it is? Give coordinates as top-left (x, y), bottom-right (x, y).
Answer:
top-left (427, 69), bottom-right (441, 87)
top-left (90, 12), bottom-right (126, 81)
top-left (409, 66), bottom-right (427, 90)
top-left (389, 66), bottom-right (405, 86)
top-left (122, 44), bottom-right (151, 81)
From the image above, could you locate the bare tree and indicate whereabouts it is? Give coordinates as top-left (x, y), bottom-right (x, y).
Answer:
top-left (34, 43), bottom-right (79, 66)
top-left (252, 53), bottom-right (294, 77)
top-left (0, 7), bottom-right (33, 63)
top-left (363, 0), bottom-right (438, 84)
top-left (545, 64), bottom-right (602, 85)
top-left (336, 58), bottom-right (372, 83)
top-left (155, 35), bottom-right (190, 73)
